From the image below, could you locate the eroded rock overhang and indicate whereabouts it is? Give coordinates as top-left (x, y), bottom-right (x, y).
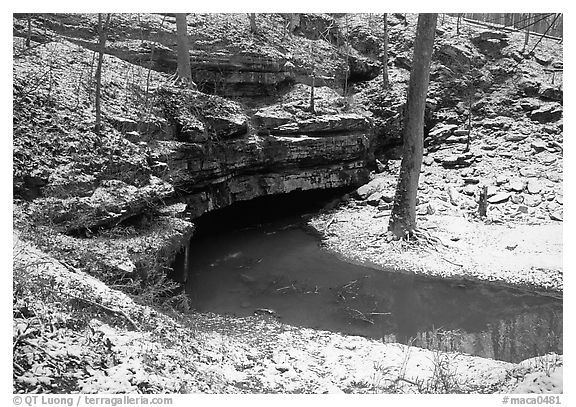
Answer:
top-left (156, 130), bottom-right (375, 219)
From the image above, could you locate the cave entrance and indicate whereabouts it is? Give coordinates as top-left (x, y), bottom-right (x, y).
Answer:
top-left (175, 188), bottom-right (562, 363)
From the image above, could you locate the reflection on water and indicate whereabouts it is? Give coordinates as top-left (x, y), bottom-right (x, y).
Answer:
top-left (184, 218), bottom-right (562, 363)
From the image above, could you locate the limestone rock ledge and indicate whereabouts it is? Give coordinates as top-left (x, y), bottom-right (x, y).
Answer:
top-left (183, 162), bottom-right (370, 218)
top-left (151, 131), bottom-right (374, 219)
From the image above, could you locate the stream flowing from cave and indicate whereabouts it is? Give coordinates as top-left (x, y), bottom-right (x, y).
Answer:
top-left (182, 202), bottom-right (562, 363)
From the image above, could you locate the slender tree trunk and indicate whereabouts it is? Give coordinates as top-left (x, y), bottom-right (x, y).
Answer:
top-left (95, 13), bottom-right (111, 135)
top-left (478, 186), bottom-right (488, 218)
top-left (388, 14), bottom-right (437, 239)
top-left (457, 13), bottom-right (462, 35)
top-left (343, 14), bottom-right (349, 97)
top-left (310, 71), bottom-right (316, 114)
top-left (175, 13), bottom-right (193, 85)
top-left (523, 13), bottom-right (531, 52)
top-left (249, 13), bottom-right (258, 34)
top-left (382, 13), bottom-right (389, 90)
top-left (26, 14), bottom-right (32, 47)
top-left (465, 91), bottom-right (472, 152)
top-left (182, 243), bottom-right (190, 283)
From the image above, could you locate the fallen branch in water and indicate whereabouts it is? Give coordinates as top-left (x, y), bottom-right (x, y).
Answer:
top-left (346, 307), bottom-right (375, 324)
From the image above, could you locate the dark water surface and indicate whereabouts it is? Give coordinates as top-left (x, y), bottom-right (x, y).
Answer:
top-left (185, 215), bottom-right (562, 363)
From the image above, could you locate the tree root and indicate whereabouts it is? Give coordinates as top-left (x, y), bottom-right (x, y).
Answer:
top-left (393, 227), bottom-right (446, 250)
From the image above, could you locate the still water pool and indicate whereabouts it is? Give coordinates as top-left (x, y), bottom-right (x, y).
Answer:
top-left (184, 215), bottom-right (562, 363)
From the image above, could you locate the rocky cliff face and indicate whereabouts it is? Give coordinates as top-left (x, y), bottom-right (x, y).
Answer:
top-left (147, 85), bottom-right (375, 219)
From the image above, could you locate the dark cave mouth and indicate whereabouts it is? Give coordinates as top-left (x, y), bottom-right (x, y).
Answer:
top-left (189, 186), bottom-right (355, 237)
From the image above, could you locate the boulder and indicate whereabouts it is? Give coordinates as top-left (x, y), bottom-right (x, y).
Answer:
top-left (510, 194), bottom-right (524, 204)
top-left (378, 202), bottom-right (393, 211)
top-left (537, 152), bottom-right (557, 165)
top-left (530, 103), bottom-right (563, 123)
top-left (356, 177), bottom-right (389, 199)
top-left (463, 177), bottom-right (480, 185)
top-left (539, 85), bottom-right (563, 102)
top-left (437, 43), bottom-right (483, 67)
top-left (534, 54), bottom-right (552, 65)
top-left (472, 30), bottom-right (509, 42)
top-left (366, 191), bottom-right (384, 206)
top-left (471, 31), bottom-right (509, 56)
top-left (519, 166), bottom-right (540, 177)
top-left (527, 179), bottom-right (542, 194)
top-left (428, 123), bottom-right (457, 139)
top-left (157, 86), bottom-right (249, 141)
top-left (453, 129), bottom-right (470, 136)
top-left (445, 135), bottom-right (468, 144)
top-left (531, 140), bottom-right (548, 153)
top-left (394, 54), bottom-right (412, 70)
top-left (556, 194), bottom-right (563, 205)
top-left (440, 152), bottom-right (474, 168)
top-left (507, 179), bottom-right (525, 192)
top-left (505, 133), bottom-right (528, 142)
top-left (447, 186), bottom-right (460, 206)
top-left (381, 191), bottom-right (395, 203)
top-left (518, 98), bottom-right (542, 112)
top-left (550, 210), bottom-right (563, 221)
top-left (495, 174), bottom-right (508, 186)
top-left (524, 195), bottom-right (542, 207)
top-left (348, 27), bottom-right (381, 57)
top-left (416, 203), bottom-right (435, 216)
top-left (517, 78), bottom-right (541, 96)
top-left (488, 192), bottom-right (510, 204)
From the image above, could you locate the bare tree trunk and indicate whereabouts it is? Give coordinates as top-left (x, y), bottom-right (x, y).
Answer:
top-left (249, 13), bottom-right (258, 34)
top-left (289, 13), bottom-right (300, 33)
top-left (478, 186), bottom-right (488, 218)
top-left (343, 14), bottom-right (349, 97)
top-left (95, 13), bottom-right (111, 135)
top-left (457, 13), bottom-right (462, 35)
top-left (523, 13), bottom-right (531, 52)
top-left (182, 243), bottom-right (190, 283)
top-left (309, 71), bottom-right (316, 114)
top-left (382, 13), bottom-right (390, 90)
top-left (26, 14), bottom-right (32, 47)
top-left (465, 93), bottom-right (472, 152)
top-left (388, 14), bottom-right (437, 239)
top-left (175, 13), bottom-right (193, 85)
